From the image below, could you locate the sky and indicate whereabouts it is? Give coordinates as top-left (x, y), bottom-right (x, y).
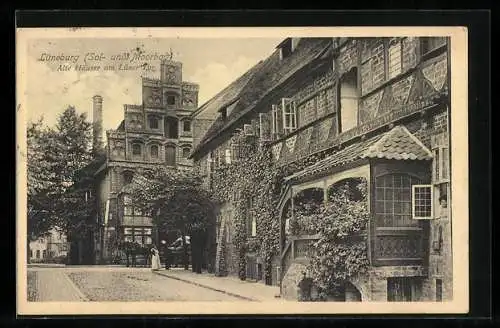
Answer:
top-left (24, 37), bottom-right (283, 136)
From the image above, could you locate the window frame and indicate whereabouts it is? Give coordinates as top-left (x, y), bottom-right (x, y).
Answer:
top-left (183, 120), bottom-right (191, 132)
top-left (150, 144), bottom-right (159, 159)
top-left (412, 184), bottom-right (434, 220)
top-left (225, 148), bottom-right (232, 165)
top-left (165, 144), bottom-right (177, 166)
top-left (123, 226), bottom-right (153, 245)
top-left (148, 115), bottom-right (159, 130)
top-left (131, 143), bottom-right (142, 156)
top-left (282, 98), bottom-right (298, 135)
top-left (375, 173), bottom-right (422, 227)
top-left (166, 95), bottom-right (176, 106)
top-left (387, 38), bottom-right (403, 80)
top-left (182, 146), bottom-right (191, 159)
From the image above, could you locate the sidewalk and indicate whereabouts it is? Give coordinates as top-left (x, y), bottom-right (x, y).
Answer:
top-left (154, 269), bottom-right (283, 302)
top-left (35, 269), bottom-right (88, 301)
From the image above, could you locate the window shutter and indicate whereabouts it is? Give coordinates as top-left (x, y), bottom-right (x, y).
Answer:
top-left (225, 148), bottom-right (232, 165)
top-left (412, 184), bottom-right (433, 219)
top-left (276, 103), bottom-right (284, 139)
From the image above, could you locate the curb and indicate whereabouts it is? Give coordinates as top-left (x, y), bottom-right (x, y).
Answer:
top-left (153, 271), bottom-right (258, 302)
top-left (63, 272), bottom-right (90, 302)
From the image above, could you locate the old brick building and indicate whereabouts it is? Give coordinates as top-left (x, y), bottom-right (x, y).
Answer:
top-left (86, 59), bottom-right (200, 264)
top-left (190, 37), bottom-right (452, 302)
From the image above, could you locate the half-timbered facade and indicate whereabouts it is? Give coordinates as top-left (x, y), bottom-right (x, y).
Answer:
top-left (191, 36), bottom-right (452, 302)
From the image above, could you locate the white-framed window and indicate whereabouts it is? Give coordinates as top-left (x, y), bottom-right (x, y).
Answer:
top-left (271, 104), bottom-right (283, 140)
top-left (225, 148), bottom-right (232, 164)
top-left (388, 38), bottom-right (403, 79)
top-left (412, 185), bottom-right (433, 219)
top-left (282, 98), bottom-right (297, 135)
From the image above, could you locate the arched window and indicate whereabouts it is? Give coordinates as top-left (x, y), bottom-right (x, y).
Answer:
top-left (132, 143), bottom-right (142, 156)
top-left (375, 174), bottom-right (421, 227)
top-left (165, 144), bottom-right (176, 166)
top-left (148, 116), bottom-right (159, 130)
top-left (150, 144), bottom-right (159, 159)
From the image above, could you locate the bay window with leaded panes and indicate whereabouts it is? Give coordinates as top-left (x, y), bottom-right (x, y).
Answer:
top-left (375, 174), bottom-right (422, 227)
top-left (373, 172), bottom-right (428, 266)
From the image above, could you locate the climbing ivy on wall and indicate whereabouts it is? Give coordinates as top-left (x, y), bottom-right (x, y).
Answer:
top-left (210, 130), bottom-right (369, 285)
top-left (297, 179), bottom-right (371, 300)
top-left (211, 132), bottom-right (284, 281)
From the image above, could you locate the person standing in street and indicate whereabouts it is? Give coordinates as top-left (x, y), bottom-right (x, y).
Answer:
top-left (150, 244), bottom-right (161, 271)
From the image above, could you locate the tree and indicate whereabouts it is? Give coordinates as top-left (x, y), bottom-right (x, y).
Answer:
top-left (130, 167), bottom-right (216, 271)
top-left (26, 107), bottom-right (94, 244)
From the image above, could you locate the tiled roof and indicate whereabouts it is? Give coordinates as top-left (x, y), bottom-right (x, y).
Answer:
top-left (191, 38), bottom-right (333, 158)
top-left (193, 61), bottom-right (266, 118)
top-left (285, 126), bottom-right (433, 183)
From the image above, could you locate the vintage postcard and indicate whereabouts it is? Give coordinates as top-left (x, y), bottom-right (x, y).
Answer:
top-left (16, 26), bottom-right (468, 315)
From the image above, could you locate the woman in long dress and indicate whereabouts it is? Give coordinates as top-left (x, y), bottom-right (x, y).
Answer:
top-left (151, 245), bottom-right (161, 271)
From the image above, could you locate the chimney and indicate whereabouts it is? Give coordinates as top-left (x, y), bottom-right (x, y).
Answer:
top-left (92, 95), bottom-right (103, 154)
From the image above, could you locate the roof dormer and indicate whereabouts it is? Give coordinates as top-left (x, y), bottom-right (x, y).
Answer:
top-left (277, 38), bottom-right (300, 60)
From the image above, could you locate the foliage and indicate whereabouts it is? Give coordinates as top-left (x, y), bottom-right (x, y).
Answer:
top-left (211, 133), bottom-right (284, 281)
top-left (26, 107), bottom-right (94, 240)
top-left (305, 179), bottom-right (370, 298)
top-left (131, 166), bottom-right (216, 234)
top-left (129, 166), bottom-right (217, 269)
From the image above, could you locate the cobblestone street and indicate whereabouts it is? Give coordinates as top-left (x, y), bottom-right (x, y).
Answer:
top-left (27, 266), bottom-right (250, 302)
